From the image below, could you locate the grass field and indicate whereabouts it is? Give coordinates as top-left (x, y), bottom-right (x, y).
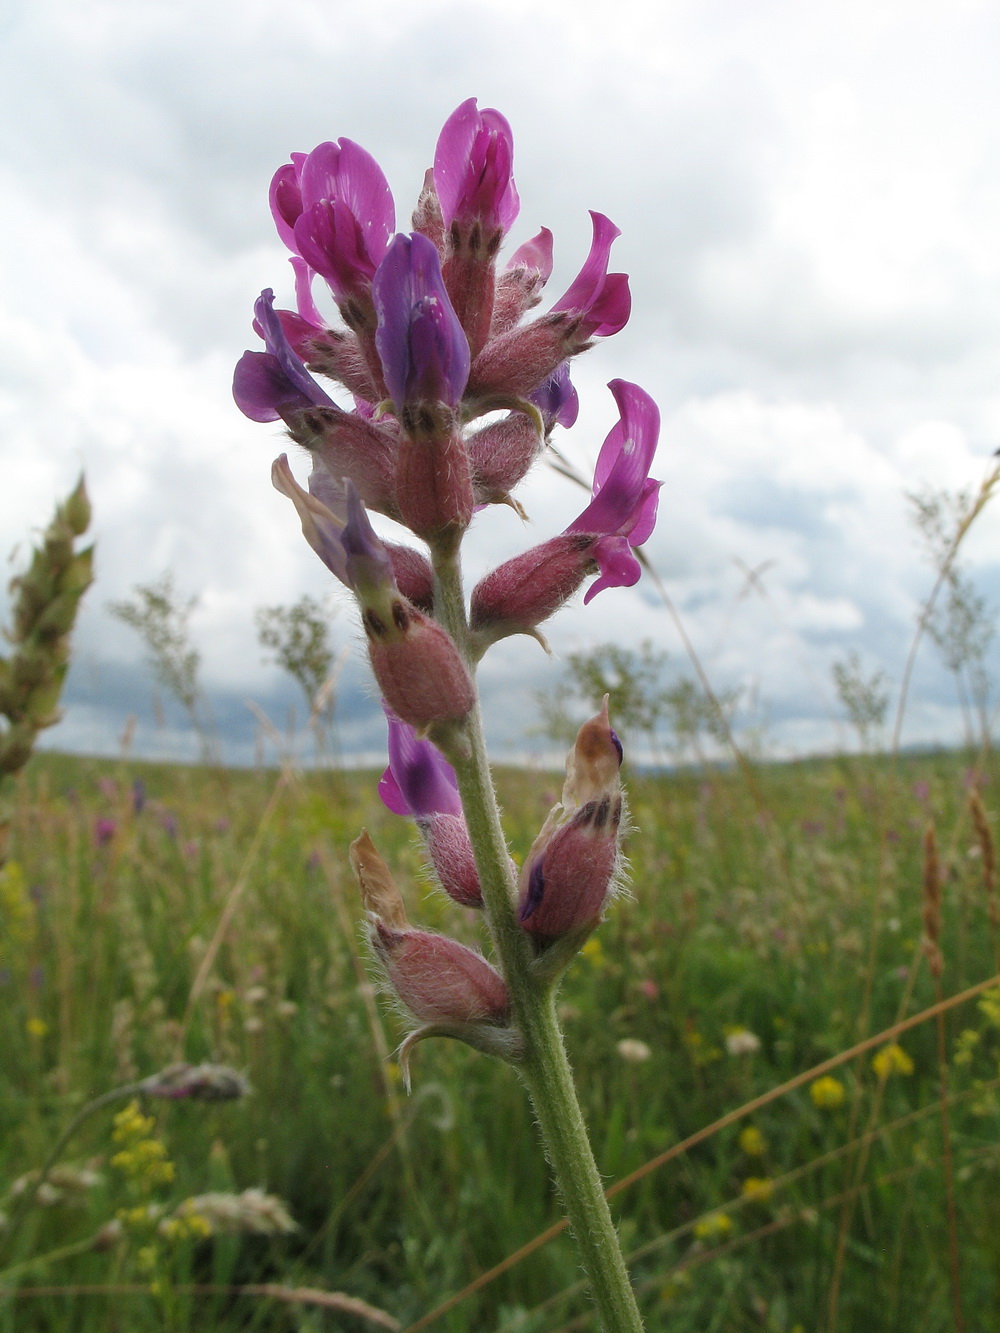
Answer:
top-left (1, 743), bottom-right (998, 1331)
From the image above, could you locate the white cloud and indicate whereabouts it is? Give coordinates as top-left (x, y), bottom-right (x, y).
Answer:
top-left (1, 0), bottom-right (998, 762)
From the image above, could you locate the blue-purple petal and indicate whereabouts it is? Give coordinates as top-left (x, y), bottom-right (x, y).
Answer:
top-left (381, 713), bottom-right (463, 818)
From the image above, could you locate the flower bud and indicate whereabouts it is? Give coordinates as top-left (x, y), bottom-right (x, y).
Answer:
top-left (373, 922), bottom-right (510, 1026)
top-left (421, 813), bottom-right (482, 908)
top-left (365, 601), bottom-right (475, 728)
top-left (468, 411), bottom-right (542, 504)
top-left (518, 794), bottom-right (623, 940)
top-left (469, 533), bottom-right (595, 644)
top-left (394, 428), bottom-right (475, 545)
top-left (517, 700), bottom-right (625, 943)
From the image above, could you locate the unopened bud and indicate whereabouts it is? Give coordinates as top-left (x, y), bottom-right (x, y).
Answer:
top-left (421, 813), bottom-right (483, 908)
top-left (60, 476), bottom-right (91, 536)
top-left (468, 411), bottom-right (542, 504)
top-left (518, 794), bottom-right (623, 940)
top-left (373, 923), bottom-right (510, 1026)
top-left (469, 533), bottom-right (595, 645)
top-left (517, 701), bottom-right (626, 945)
top-left (394, 427), bottom-right (475, 545)
top-left (364, 601), bottom-right (474, 728)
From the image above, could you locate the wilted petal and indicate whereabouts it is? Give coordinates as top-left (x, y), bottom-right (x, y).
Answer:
top-left (340, 484), bottom-right (396, 598)
top-left (271, 454), bottom-right (349, 584)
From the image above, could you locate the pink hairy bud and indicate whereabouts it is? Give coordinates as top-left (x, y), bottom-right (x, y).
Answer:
top-left (491, 228), bottom-right (554, 336)
top-left (517, 795), bottom-right (623, 940)
top-left (468, 411), bottom-right (542, 504)
top-left (421, 813), bottom-right (483, 908)
top-left (411, 168), bottom-right (445, 252)
top-left (517, 701), bottom-right (625, 943)
top-left (385, 543), bottom-right (435, 612)
top-left (296, 407), bottom-right (400, 520)
top-left (469, 532), bottom-right (596, 644)
top-left (394, 427), bottom-right (475, 546)
top-left (373, 923), bottom-right (510, 1025)
top-left (467, 312), bottom-right (579, 403)
top-left (301, 327), bottom-right (382, 403)
top-left (364, 600), bottom-right (475, 728)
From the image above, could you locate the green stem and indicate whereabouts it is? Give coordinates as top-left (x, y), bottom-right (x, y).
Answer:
top-left (0, 1231), bottom-right (108, 1285)
top-left (1, 1082), bottom-right (144, 1255)
top-left (432, 547), bottom-right (645, 1333)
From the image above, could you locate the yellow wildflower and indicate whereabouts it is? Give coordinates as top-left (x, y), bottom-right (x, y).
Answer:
top-left (580, 937), bottom-right (604, 965)
top-left (738, 1126), bottom-right (767, 1156)
top-left (740, 1176), bottom-right (774, 1203)
top-left (810, 1076), bottom-right (846, 1110)
top-left (872, 1043), bottom-right (914, 1079)
top-left (25, 1017), bottom-right (47, 1039)
top-left (954, 1029), bottom-right (979, 1067)
top-left (977, 985), bottom-right (1000, 1030)
top-left (693, 1212), bottom-right (733, 1241)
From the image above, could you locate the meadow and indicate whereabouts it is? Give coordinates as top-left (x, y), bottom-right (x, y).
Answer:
top-left (1, 740), bottom-right (998, 1332)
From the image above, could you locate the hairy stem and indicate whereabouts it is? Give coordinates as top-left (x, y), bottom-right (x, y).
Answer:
top-left (432, 545), bottom-right (645, 1333)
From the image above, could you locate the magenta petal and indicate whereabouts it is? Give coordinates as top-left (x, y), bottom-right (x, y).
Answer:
top-left (300, 138), bottom-right (395, 260)
top-left (290, 257), bottom-right (324, 328)
top-left (507, 227), bottom-right (553, 282)
top-left (587, 272), bottom-right (631, 337)
top-left (270, 162), bottom-right (302, 251)
top-left (433, 99), bottom-right (518, 231)
top-left (233, 351), bottom-right (286, 422)
top-left (434, 98), bottom-right (482, 226)
top-left (549, 212), bottom-right (621, 316)
top-left (593, 380), bottom-right (660, 491)
top-left (583, 536), bottom-right (641, 604)
top-left (377, 767), bottom-right (409, 816)
top-left (625, 479), bottom-right (662, 545)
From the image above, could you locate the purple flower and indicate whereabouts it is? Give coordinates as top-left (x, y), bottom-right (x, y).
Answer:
top-left (565, 379), bottom-right (661, 602)
top-left (378, 713), bottom-right (483, 908)
top-left (233, 289), bottom-right (335, 423)
top-left (94, 817), bottom-right (117, 847)
top-left (378, 713), bottom-right (463, 819)
top-left (433, 99), bottom-right (519, 234)
top-left (270, 139), bottom-right (395, 307)
top-left (549, 212), bottom-right (631, 338)
top-left (530, 363), bottom-right (579, 432)
top-left (373, 233), bottom-right (471, 417)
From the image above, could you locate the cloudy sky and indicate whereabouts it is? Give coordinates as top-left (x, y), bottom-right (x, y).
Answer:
top-left (1, 0), bottom-right (998, 765)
